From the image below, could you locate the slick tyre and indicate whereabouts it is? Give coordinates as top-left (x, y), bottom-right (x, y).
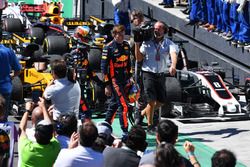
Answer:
top-left (11, 76), bottom-right (23, 101)
top-left (30, 27), bottom-right (45, 45)
top-left (43, 36), bottom-right (68, 55)
top-left (88, 48), bottom-right (102, 72)
top-left (3, 18), bottom-right (24, 32)
top-left (165, 77), bottom-right (182, 102)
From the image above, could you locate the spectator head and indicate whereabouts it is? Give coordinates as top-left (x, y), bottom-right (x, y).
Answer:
top-left (156, 119), bottom-right (178, 144)
top-left (96, 121), bottom-right (114, 146)
top-left (211, 149), bottom-right (236, 167)
top-left (0, 95), bottom-right (5, 121)
top-left (130, 10), bottom-right (144, 26)
top-left (56, 112), bottom-right (78, 137)
top-left (79, 121), bottom-right (98, 147)
top-left (31, 106), bottom-right (44, 127)
top-left (0, 129), bottom-right (10, 167)
top-left (155, 142), bottom-right (183, 167)
top-left (51, 59), bottom-right (67, 79)
top-left (126, 125), bottom-right (147, 152)
top-left (35, 120), bottom-right (54, 145)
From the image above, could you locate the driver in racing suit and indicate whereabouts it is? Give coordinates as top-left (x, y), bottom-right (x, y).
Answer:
top-left (101, 24), bottom-right (132, 138)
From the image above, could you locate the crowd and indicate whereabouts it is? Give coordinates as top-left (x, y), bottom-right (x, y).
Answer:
top-left (0, 0), bottom-right (240, 166)
top-left (185, 0), bottom-right (250, 48)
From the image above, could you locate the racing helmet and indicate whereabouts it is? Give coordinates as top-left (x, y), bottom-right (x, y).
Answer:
top-left (125, 81), bottom-right (140, 103)
top-left (74, 26), bottom-right (91, 43)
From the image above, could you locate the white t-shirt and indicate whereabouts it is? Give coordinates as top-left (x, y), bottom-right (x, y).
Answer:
top-left (54, 146), bottom-right (104, 167)
top-left (43, 78), bottom-right (81, 120)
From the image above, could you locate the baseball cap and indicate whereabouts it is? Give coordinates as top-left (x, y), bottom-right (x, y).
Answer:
top-left (96, 121), bottom-right (114, 146)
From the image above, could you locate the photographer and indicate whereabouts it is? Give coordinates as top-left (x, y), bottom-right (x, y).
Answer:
top-left (43, 59), bottom-right (81, 121)
top-left (134, 21), bottom-right (178, 134)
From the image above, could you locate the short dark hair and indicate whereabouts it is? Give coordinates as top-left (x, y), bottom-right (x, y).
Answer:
top-left (212, 149), bottom-right (236, 167)
top-left (155, 142), bottom-right (183, 167)
top-left (112, 24), bottom-right (125, 36)
top-left (51, 59), bottom-right (67, 78)
top-left (56, 112), bottom-right (78, 137)
top-left (79, 121), bottom-right (98, 147)
top-left (157, 119), bottom-right (178, 144)
top-left (35, 123), bottom-right (54, 145)
top-left (126, 125), bottom-right (147, 152)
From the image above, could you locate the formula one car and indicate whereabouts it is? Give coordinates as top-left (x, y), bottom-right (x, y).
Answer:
top-left (161, 67), bottom-right (250, 119)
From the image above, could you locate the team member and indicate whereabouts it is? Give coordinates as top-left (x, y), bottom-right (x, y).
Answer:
top-left (112, 0), bottom-right (131, 36)
top-left (135, 21), bottom-right (178, 134)
top-left (0, 30), bottom-right (21, 122)
top-left (130, 10), bottom-right (147, 126)
top-left (101, 25), bottom-right (132, 138)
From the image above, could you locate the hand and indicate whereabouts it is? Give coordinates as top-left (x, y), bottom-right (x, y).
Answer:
top-left (47, 105), bottom-right (54, 117)
top-left (25, 101), bottom-right (35, 112)
top-left (68, 132), bottom-right (79, 149)
top-left (183, 141), bottom-right (195, 153)
top-left (47, 79), bottom-right (55, 86)
top-left (38, 97), bottom-right (46, 108)
top-left (169, 66), bottom-right (176, 76)
top-left (112, 139), bottom-right (122, 148)
top-left (105, 85), bottom-right (112, 97)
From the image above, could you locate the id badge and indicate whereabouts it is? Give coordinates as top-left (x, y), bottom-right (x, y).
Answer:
top-left (155, 52), bottom-right (160, 61)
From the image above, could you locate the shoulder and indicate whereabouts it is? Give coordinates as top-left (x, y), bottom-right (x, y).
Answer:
top-left (104, 41), bottom-right (114, 49)
top-left (139, 151), bottom-right (155, 166)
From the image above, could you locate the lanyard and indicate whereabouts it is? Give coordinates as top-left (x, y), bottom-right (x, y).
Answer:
top-left (153, 42), bottom-right (162, 61)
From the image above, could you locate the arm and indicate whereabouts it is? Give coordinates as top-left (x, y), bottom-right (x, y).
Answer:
top-left (183, 141), bottom-right (201, 167)
top-left (19, 102), bottom-right (34, 138)
top-left (169, 51), bottom-right (177, 76)
top-left (38, 97), bottom-right (52, 123)
top-left (134, 42), bottom-right (144, 62)
top-left (101, 45), bottom-right (112, 96)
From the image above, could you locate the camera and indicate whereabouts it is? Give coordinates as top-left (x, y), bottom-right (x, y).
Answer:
top-left (132, 22), bottom-right (154, 42)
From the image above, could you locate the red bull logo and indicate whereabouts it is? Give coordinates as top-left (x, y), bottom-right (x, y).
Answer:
top-left (116, 55), bottom-right (128, 62)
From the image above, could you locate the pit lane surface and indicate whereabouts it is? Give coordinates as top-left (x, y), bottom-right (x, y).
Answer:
top-left (10, 114), bottom-right (250, 167)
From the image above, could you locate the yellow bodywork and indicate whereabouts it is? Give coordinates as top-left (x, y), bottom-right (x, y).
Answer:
top-left (23, 68), bottom-right (53, 91)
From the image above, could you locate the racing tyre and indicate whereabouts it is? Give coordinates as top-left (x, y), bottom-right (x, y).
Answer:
top-left (160, 102), bottom-right (173, 118)
top-left (165, 77), bottom-right (182, 102)
top-left (3, 18), bottom-right (24, 32)
top-left (88, 48), bottom-right (102, 72)
top-left (43, 36), bottom-right (68, 55)
top-left (30, 27), bottom-right (45, 45)
top-left (11, 76), bottom-right (23, 101)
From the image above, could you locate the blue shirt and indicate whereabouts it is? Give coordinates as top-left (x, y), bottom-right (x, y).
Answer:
top-left (0, 44), bottom-right (21, 94)
top-left (140, 38), bottom-right (178, 73)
